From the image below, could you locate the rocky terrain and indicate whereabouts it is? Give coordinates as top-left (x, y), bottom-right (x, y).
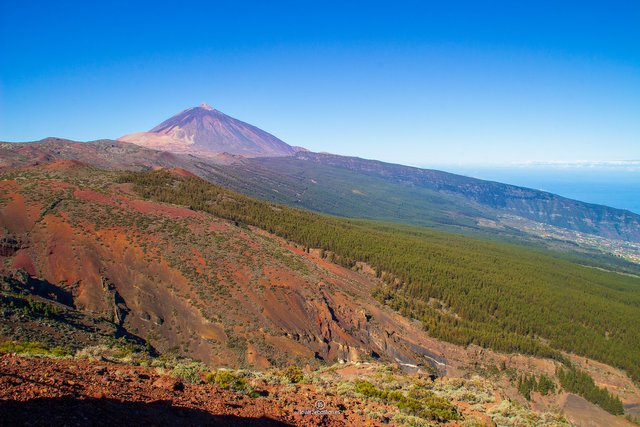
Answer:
top-left (1, 347), bottom-right (637, 426)
top-left (0, 353), bottom-right (367, 426)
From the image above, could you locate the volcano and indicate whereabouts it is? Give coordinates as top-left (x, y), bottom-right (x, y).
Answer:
top-left (119, 103), bottom-right (298, 157)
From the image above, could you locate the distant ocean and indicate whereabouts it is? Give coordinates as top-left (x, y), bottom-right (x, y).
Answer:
top-left (423, 166), bottom-right (640, 215)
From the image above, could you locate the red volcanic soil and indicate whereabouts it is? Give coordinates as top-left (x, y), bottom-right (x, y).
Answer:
top-left (169, 167), bottom-right (199, 178)
top-left (73, 187), bottom-right (202, 219)
top-left (39, 159), bottom-right (85, 170)
top-left (0, 354), bottom-right (375, 427)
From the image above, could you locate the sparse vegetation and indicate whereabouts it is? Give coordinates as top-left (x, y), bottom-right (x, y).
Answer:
top-left (354, 379), bottom-right (460, 422)
top-left (536, 374), bottom-right (555, 396)
top-left (487, 400), bottom-right (570, 426)
top-left (626, 414), bottom-right (640, 425)
top-left (24, 298), bottom-right (60, 318)
top-left (280, 365), bottom-right (304, 383)
top-left (517, 373), bottom-right (555, 400)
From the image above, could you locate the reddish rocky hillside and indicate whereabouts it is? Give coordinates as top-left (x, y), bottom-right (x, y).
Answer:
top-left (2, 161), bottom-right (639, 426)
top-left (0, 161), bottom-right (445, 370)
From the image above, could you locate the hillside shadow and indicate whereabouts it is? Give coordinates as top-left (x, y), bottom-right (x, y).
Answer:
top-left (3, 272), bottom-right (75, 308)
top-left (23, 276), bottom-right (75, 307)
top-left (0, 396), bottom-right (292, 426)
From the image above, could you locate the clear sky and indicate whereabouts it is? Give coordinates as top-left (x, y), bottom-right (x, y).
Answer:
top-left (1, 0), bottom-right (639, 165)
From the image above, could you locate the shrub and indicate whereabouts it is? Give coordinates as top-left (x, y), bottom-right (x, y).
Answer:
top-left (76, 342), bottom-right (147, 363)
top-left (354, 380), bottom-right (459, 422)
top-left (206, 369), bottom-right (258, 396)
top-left (626, 414), bottom-right (640, 425)
top-left (537, 374), bottom-right (555, 395)
top-left (50, 346), bottom-right (71, 357)
top-left (488, 400), bottom-right (570, 427)
top-left (171, 362), bottom-right (204, 384)
top-left (517, 373), bottom-right (555, 400)
top-left (75, 344), bottom-right (111, 360)
top-left (26, 298), bottom-right (60, 318)
top-left (280, 365), bottom-right (304, 383)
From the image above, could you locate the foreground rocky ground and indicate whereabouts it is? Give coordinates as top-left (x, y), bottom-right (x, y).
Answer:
top-left (0, 354), bottom-right (373, 426)
top-left (2, 351), bottom-right (610, 427)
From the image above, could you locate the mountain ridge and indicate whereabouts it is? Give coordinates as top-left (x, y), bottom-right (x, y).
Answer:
top-left (2, 137), bottom-right (640, 253)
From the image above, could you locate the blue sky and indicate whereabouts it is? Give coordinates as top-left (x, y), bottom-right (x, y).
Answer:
top-left (1, 0), bottom-right (639, 165)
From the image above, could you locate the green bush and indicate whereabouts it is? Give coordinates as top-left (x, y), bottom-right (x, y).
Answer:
top-left (171, 362), bottom-right (204, 384)
top-left (517, 373), bottom-right (555, 400)
top-left (280, 365), bottom-right (304, 383)
top-left (626, 414), bottom-right (640, 425)
top-left (26, 298), bottom-right (60, 318)
top-left (207, 369), bottom-right (259, 397)
top-left (537, 374), bottom-right (555, 395)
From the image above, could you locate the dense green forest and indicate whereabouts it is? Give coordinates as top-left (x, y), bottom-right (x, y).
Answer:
top-left (120, 171), bottom-right (640, 383)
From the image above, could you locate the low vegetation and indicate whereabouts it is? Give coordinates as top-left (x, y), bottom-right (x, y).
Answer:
top-left (354, 379), bottom-right (460, 422)
top-left (0, 341), bottom-right (71, 358)
top-left (487, 400), bottom-right (570, 427)
top-left (170, 361), bottom-right (206, 384)
top-left (206, 369), bottom-right (258, 396)
top-left (279, 365), bottom-right (304, 383)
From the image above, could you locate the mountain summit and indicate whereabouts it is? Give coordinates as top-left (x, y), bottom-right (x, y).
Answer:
top-left (119, 104), bottom-right (297, 157)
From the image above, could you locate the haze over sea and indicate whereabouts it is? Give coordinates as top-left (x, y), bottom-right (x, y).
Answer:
top-left (420, 164), bottom-right (640, 215)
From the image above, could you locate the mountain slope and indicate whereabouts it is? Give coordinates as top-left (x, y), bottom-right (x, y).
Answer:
top-left (119, 169), bottom-right (640, 382)
top-left (223, 152), bottom-right (640, 243)
top-left (0, 138), bottom-right (196, 170)
top-left (4, 161), bottom-right (639, 378)
top-left (119, 104), bottom-right (297, 157)
top-left (0, 162), bottom-right (451, 370)
top-left (2, 161), bottom-right (640, 423)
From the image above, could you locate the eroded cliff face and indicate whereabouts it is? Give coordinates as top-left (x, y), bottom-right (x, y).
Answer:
top-left (0, 162), bottom-right (445, 373)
